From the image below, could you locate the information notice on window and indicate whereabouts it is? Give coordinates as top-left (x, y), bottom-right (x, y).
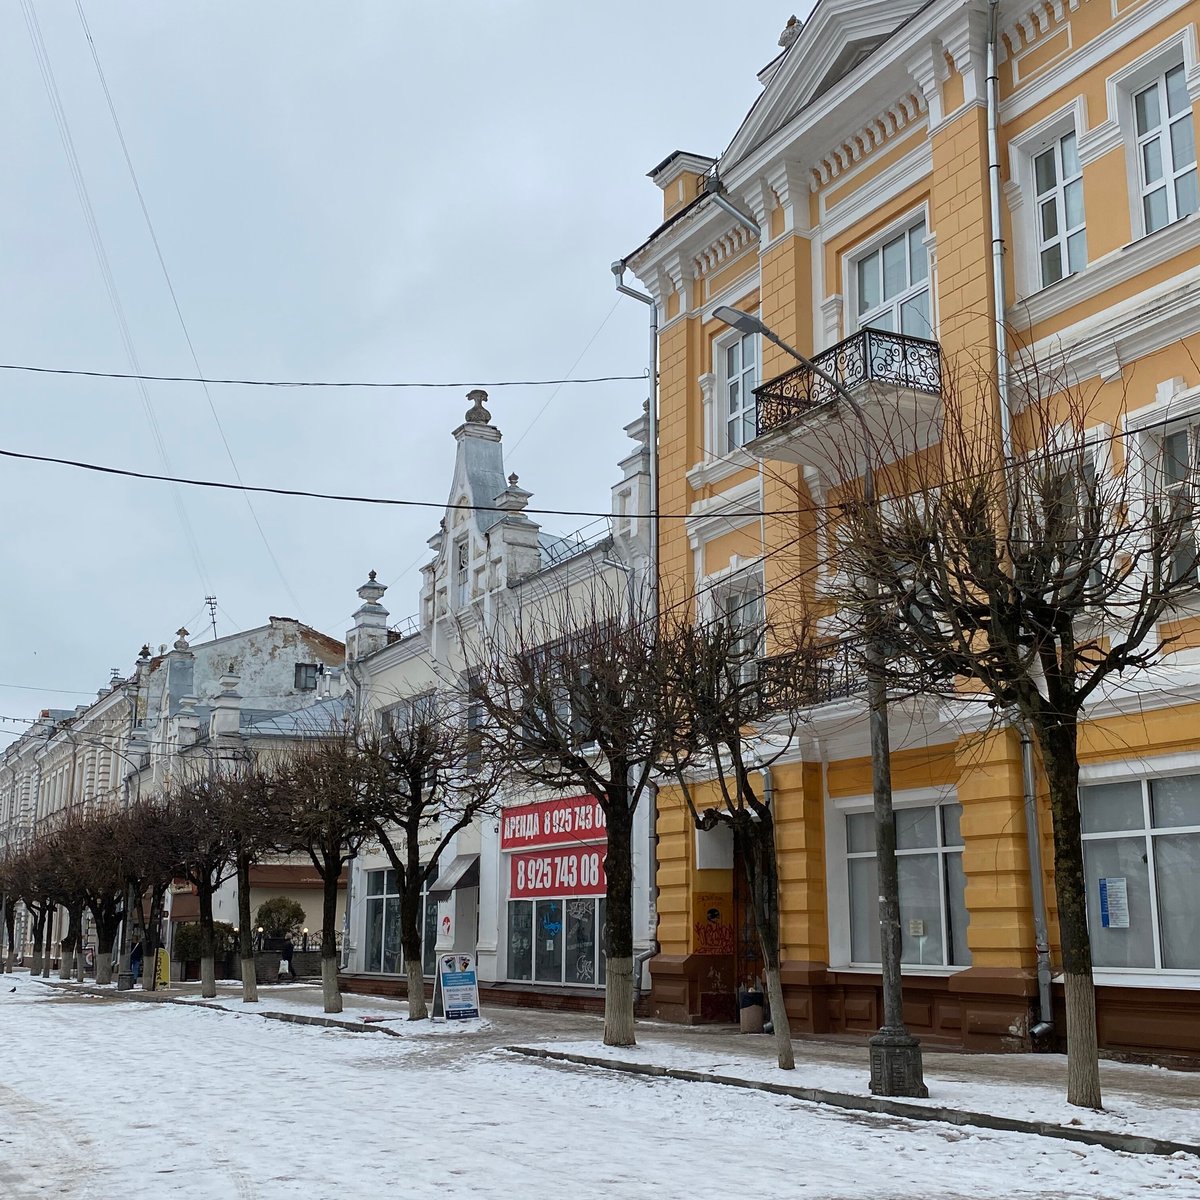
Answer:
top-left (437, 951), bottom-right (481, 1020)
top-left (1099, 876), bottom-right (1130, 929)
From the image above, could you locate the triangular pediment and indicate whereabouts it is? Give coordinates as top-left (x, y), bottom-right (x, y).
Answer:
top-left (725, 0), bottom-right (927, 166)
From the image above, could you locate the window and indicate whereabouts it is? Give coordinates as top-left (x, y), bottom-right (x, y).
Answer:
top-left (855, 218), bottom-right (932, 338)
top-left (294, 663), bottom-right (319, 691)
top-left (1158, 423), bottom-right (1199, 584)
top-left (719, 570), bottom-right (765, 677)
top-left (720, 331), bottom-right (758, 452)
top-left (363, 867), bottom-right (441, 975)
top-left (1134, 65), bottom-right (1198, 235)
top-left (464, 671), bottom-right (484, 772)
top-left (453, 537), bottom-right (470, 608)
top-left (1080, 776), bottom-right (1200, 970)
top-left (1033, 130), bottom-right (1086, 286)
top-left (507, 896), bottom-right (606, 987)
top-left (846, 802), bottom-right (970, 967)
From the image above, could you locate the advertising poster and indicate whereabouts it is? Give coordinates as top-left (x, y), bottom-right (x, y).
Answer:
top-left (438, 951), bottom-right (481, 1020)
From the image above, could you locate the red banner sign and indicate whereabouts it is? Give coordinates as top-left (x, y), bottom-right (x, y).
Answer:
top-left (499, 795), bottom-right (606, 851)
top-left (509, 846), bottom-right (606, 899)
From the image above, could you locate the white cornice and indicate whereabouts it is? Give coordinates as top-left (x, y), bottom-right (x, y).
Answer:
top-left (685, 477), bottom-right (763, 550)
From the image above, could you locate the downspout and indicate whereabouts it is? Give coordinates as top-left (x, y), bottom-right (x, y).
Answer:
top-left (988, 0), bottom-right (1053, 1040)
top-left (612, 261), bottom-right (660, 1001)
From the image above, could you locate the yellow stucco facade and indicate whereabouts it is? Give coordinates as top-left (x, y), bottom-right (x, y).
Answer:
top-left (627, 1), bottom-right (1200, 1056)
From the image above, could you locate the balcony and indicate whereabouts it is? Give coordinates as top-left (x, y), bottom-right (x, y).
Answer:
top-left (758, 640), bottom-right (862, 712)
top-left (751, 328), bottom-right (942, 471)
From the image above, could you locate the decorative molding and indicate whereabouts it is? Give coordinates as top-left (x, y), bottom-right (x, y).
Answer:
top-left (686, 445), bottom-right (757, 493)
top-left (684, 477), bottom-right (763, 550)
top-left (809, 90), bottom-right (927, 192)
top-left (691, 222), bottom-right (756, 278)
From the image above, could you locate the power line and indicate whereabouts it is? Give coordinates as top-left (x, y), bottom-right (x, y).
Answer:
top-left (73, 0), bottom-right (305, 618)
top-left (0, 445), bottom-right (810, 521)
top-left (0, 363), bottom-right (646, 389)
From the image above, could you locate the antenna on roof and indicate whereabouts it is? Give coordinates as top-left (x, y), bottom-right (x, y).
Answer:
top-left (205, 595), bottom-right (218, 641)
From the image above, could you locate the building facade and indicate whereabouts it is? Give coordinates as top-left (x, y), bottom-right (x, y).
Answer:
top-left (338, 390), bottom-right (655, 1006)
top-left (623, 0), bottom-right (1200, 1058)
top-left (0, 616), bottom-right (347, 962)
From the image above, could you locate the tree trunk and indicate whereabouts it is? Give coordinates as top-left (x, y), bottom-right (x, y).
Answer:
top-left (603, 799), bottom-right (636, 1047)
top-left (235, 852), bottom-right (258, 1003)
top-left (198, 881), bottom-right (217, 999)
top-left (400, 887), bottom-right (427, 1020)
top-left (1036, 717), bottom-right (1102, 1110)
top-left (3, 903), bottom-right (14, 971)
top-left (739, 817), bottom-right (794, 1071)
top-left (29, 905), bottom-right (46, 976)
top-left (41, 904), bottom-right (54, 977)
top-left (320, 870), bottom-right (342, 1014)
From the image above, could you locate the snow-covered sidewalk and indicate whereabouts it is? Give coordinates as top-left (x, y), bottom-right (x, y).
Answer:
top-left (3, 970), bottom-right (1198, 1199)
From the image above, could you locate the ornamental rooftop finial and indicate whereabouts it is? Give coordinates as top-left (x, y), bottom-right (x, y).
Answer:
top-left (464, 389), bottom-right (491, 424)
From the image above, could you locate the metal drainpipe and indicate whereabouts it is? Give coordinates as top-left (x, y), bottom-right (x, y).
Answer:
top-left (988, 0), bottom-right (1052, 1039)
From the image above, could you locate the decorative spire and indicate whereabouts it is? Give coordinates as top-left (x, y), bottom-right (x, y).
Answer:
top-left (464, 389), bottom-right (491, 424)
top-left (356, 570), bottom-right (387, 607)
top-left (508, 473), bottom-right (519, 486)
top-left (173, 628), bottom-right (190, 652)
top-left (779, 14), bottom-right (802, 49)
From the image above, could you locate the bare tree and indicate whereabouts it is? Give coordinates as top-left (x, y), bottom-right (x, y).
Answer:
top-left (359, 689), bottom-right (505, 1020)
top-left (474, 589), bottom-right (666, 1047)
top-left (657, 614), bottom-right (815, 1070)
top-left (275, 724), bottom-right (377, 1013)
top-left (121, 795), bottom-right (186, 990)
top-left (835, 372), bottom-right (1198, 1109)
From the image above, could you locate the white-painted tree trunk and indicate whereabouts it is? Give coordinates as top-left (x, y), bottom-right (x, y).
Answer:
top-left (200, 954), bottom-right (217, 999)
top-left (406, 957), bottom-right (427, 1020)
top-left (321, 957), bottom-right (342, 1014)
top-left (95, 954), bottom-right (113, 985)
top-left (763, 965), bottom-right (794, 1070)
top-left (240, 956), bottom-right (258, 1003)
top-left (603, 956), bottom-right (636, 1047)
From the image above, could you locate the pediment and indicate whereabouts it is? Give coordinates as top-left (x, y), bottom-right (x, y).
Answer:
top-left (725, 0), bottom-right (927, 166)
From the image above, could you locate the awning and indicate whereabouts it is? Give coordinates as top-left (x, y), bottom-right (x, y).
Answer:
top-left (428, 854), bottom-right (480, 899)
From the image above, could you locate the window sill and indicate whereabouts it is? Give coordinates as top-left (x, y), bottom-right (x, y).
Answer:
top-left (1087, 970), bottom-right (1200, 991)
top-left (831, 964), bottom-right (966, 978)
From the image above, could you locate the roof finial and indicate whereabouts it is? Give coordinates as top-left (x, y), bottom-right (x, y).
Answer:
top-left (779, 14), bottom-right (802, 49)
top-left (464, 389), bottom-right (491, 424)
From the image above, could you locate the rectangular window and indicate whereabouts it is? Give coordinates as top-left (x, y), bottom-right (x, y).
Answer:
top-left (507, 899), bottom-right (533, 980)
top-left (1135, 65), bottom-right (1198, 235)
top-left (721, 331), bottom-right (758, 452)
top-left (717, 569), bottom-right (765, 682)
top-left (1157, 423), bottom-right (1199, 585)
top-left (855, 218), bottom-right (932, 338)
top-left (294, 663), bottom-right (319, 691)
top-left (846, 802), bottom-right (970, 967)
top-left (363, 867), bottom-right (440, 976)
top-left (1033, 130), bottom-right (1086, 286)
top-left (1081, 776), bottom-right (1200, 971)
top-left (453, 537), bottom-right (470, 608)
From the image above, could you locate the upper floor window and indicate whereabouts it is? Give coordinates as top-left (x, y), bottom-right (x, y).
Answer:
top-left (1034, 130), bottom-right (1086, 286)
top-left (720, 331), bottom-right (758, 452)
top-left (855, 218), bottom-right (931, 338)
top-left (453, 537), bottom-right (470, 608)
top-left (715, 568), bottom-right (765, 680)
top-left (1135, 64), bottom-right (1198, 235)
top-left (1160, 422), bottom-right (1199, 584)
top-left (294, 663), bottom-right (319, 691)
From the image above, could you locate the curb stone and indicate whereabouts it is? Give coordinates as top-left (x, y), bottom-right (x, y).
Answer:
top-left (502, 1045), bottom-right (1200, 1160)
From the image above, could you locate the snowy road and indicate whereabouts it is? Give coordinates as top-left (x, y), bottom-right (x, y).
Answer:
top-left (1, 977), bottom-right (1196, 1200)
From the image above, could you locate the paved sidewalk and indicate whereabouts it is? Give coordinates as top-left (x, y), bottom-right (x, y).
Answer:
top-left (21, 970), bottom-right (1200, 1157)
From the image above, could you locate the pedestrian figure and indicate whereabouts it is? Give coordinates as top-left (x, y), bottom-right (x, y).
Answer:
top-left (129, 937), bottom-right (143, 985)
top-left (281, 936), bottom-right (295, 982)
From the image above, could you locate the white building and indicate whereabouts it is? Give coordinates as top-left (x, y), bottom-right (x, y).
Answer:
top-left (339, 390), bottom-right (655, 1005)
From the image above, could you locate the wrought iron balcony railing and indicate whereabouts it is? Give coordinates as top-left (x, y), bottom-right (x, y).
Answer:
top-left (757, 640), bottom-right (863, 712)
top-left (754, 327), bottom-right (942, 439)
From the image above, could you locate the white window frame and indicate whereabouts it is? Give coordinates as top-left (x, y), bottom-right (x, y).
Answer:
top-left (848, 210), bottom-right (933, 339)
top-left (1080, 774), bottom-right (1200, 975)
top-left (825, 786), bottom-right (969, 974)
top-left (503, 894), bottom-right (606, 988)
top-left (714, 327), bottom-right (759, 454)
top-left (1033, 128), bottom-right (1086, 288)
top-left (1133, 63), bottom-right (1199, 236)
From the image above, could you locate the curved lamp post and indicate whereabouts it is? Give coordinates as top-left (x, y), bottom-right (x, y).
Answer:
top-left (713, 306), bottom-right (926, 1098)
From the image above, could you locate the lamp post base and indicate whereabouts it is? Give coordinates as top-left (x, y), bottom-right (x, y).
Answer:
top-left (116, 971), bottom-right (134, 992)
top-left (869, 1027), bottom-right (928, 1097)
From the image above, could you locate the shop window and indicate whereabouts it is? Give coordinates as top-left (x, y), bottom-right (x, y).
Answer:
top-left (363, 866), bottom-right (439, 975)
top-left (1081, 776), bottom-right (1200, 970)
top-left (846, 802), bottom-right (970, 967)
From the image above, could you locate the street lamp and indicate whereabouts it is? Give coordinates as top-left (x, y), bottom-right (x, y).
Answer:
top-left (712, 306), bottom-right (927, 1098)
top-left (302, 927), bottom-right (309, 953)
top-left (256, 926), bottom-right (264, 952)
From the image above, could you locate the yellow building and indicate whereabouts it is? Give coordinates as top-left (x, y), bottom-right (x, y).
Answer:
top-left (620, 0), bottom-right (1200, 1058)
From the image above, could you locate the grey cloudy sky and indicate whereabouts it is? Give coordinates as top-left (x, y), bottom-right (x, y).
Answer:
top-left (0, 2), bottom-right (804, 743)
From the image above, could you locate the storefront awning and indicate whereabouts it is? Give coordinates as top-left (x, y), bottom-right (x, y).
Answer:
top-left (428, 853), bottom-right (480, 899)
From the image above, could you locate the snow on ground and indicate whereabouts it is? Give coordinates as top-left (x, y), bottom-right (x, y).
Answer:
top-left (534, 1038), bottom-right (1200, 1150)
top-left (1, 972), bottom-right (1197, 1200)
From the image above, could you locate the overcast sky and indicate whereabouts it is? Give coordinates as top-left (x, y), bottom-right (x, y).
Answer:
top-left (0, 2), bottom-right (808, 744)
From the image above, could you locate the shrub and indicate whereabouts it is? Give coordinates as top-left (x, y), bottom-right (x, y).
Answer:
top-left (254, 896), bottom-right (306, 939)
top-left (172, 921), bottom-right (236, 962)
